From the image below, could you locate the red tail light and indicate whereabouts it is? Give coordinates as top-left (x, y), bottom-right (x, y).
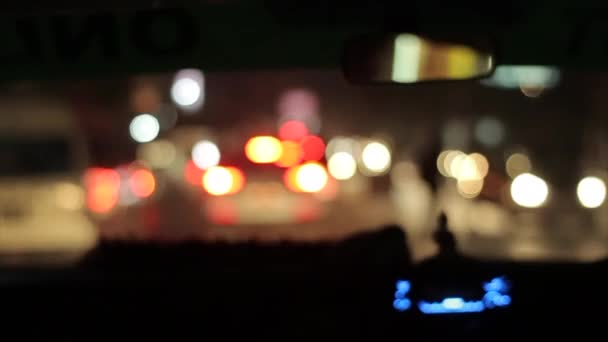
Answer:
top-left (84, 168), bottom-right (120, 213)
top-left (300, 135), bottom-right (325, 161)
top-left (185, 160), bottom-right (205, 186)
top-left (129, 168), bottom-right (156, 198)
top-left (279, 120), bottom-right (308, 141)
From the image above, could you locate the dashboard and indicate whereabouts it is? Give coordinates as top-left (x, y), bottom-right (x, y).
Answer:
top-left (1, 239), bottom-right (608, 340)
top-left (393, 276), bottom-right (512, 314)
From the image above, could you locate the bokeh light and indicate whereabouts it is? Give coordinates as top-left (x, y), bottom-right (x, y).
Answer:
top-left (457, 178), bottom-right (484, 198)
top-left (449, 153), bottom-right (467, 179)
top-left (295, 162), bottom-right (328, 193)
top-left (129, 114), bottom-right (160, 143)
top-left (202, 166), bottom-right (244, 196)
top-left (284, 166), bottom-right (301, 192)
top-left (227, 167), bottom-right (245, 195)
top-left (172, 78), bottom-right (200, 106)
top-left (129, 169), bottom-right (156, 198)
top-left (203, 167), bottom-right (232, 196)
top-left (577, 176), bottom-right (606, 209)
top-left (279, 120), bottom-right (308, 141)
top-left (116, 166), bottom-right (139, 206)
top-left (511, 173), bottom-right (549, 208)
top-left (437, 150), bottom-right (453, 177)
top-left (326, 136), bottom-right (357, 159)
top-left (171, 69), bottom-right (205, 111)
top-left (441, 150), bottom-right (465, 177)
top-left (469, 153), bottom-right (489, 178)
top-left (191, 140), bottom-right (221, 170)
top-left (184, 160), bottom-right (205, 186)
top-left (84, 168), bottom-right (120, 213)
top-left (137, 140), bottom-right (176, 169)
top-left (361, 141), bottom-right (392, 174)
top-left (245, 136), bottom-right (283, 164)
top-left (300, 135), bottom-right (325, 161)
top-left (276, 141), bottom-right (303, 168)
top-left (453, 155), bottom-right (483, 181)
top-left (474, 117), bottom-right (505, 147)
top-left (328, 151), bottom-right (357, 180)
top-left (506, 153), bottom-right (531, 178)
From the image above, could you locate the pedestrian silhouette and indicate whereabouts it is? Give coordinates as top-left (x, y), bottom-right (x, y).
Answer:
top-left (433, 212), bottom-right (457, 257)
top-left (419, 132), bottom-right (442, 194)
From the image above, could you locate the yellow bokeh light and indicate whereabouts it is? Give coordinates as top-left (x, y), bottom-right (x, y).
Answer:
top-left (245, 136), bottom-right (283, 164)
top-left (436, 150), bottom-right (453, 177)
top-left (510, 173), bottom-right (549, 208)
top-left (457, 178), bottom-right (484, 198)
top-left (296, 162), bottom-right (328, 193)
top-left (506, 153), bottom-right (531, 178)
top-left (455, 155), bottom-right (482, 181)
top-left (276, 140), bottom-right (303, 168)
top-left (577, 176), bottom-right (606, 209)
top-left (449, 153), bottom-right (467, 179)
top-left (202, 166), bottom-right (235, 196)
top-left (328, 152), bottom-right (357, 180)
top-left (443, 150), bottom-right (465, 178)
top-left (361, 141), bottom-right (392, 174)
top-left (469, 153), bottom-right (489, 178)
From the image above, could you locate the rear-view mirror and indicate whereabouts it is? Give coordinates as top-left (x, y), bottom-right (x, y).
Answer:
top-left (343, 33), bottom-right (494, 84)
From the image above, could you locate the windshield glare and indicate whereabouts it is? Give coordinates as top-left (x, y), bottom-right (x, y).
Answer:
top-left (0, 68), bottom-right (606, 264)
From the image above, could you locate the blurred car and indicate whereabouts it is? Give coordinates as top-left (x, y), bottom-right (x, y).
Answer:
top-left (0, 97), bottom-right (97, 261)
top-left (84, 162), bottom-right (158, 235)
top-left (192, 130), bottom-right (337, 225)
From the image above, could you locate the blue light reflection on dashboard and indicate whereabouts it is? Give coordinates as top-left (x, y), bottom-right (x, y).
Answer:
top-left (393, 276), bottom-right (511, 314)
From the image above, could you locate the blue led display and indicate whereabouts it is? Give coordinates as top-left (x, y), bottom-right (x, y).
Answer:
top-left (483, 277), bottom-right (509, 293)
top-left (418, 298), bottom-right (485, 314)
top-left (393, 280), bottom-right (412, 311)
top-left (393, 298), bottom-right (412, 311)
top-left (393, 276), bottom-right (511, 314)
top-left (418, 276), bottom-right (511, 314)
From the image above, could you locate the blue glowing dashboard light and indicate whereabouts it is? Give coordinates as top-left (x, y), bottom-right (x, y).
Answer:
top-left (393, 277), bottom-right (511, 314)
top-left (393, 280), bottom-right (412, 311)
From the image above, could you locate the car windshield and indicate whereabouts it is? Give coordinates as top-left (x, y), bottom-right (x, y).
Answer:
top-left (0, 136), bottom-right (71, 176)
top-left (1, 67), bottom-right (607, 263)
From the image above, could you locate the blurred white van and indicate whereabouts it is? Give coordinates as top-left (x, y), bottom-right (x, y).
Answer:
top-left (0, 96), bottom-right (98, 263)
